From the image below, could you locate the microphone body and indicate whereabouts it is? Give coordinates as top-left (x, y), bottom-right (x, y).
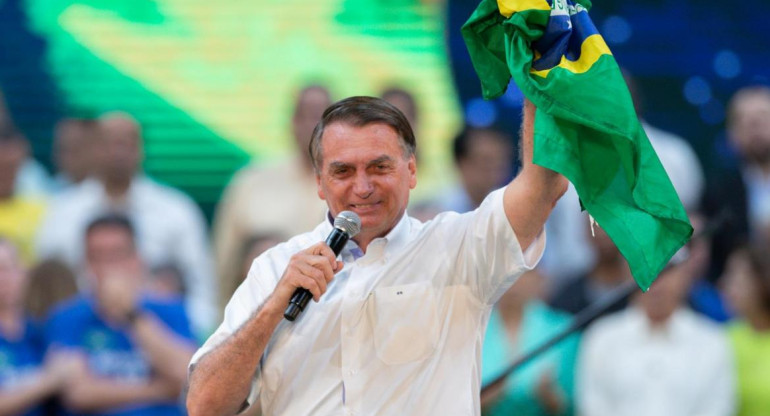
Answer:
top-left (284, 211), bottom-right (361, 321)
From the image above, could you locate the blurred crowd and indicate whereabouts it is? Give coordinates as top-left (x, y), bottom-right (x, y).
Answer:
top-left (1, 76), bottom-right (769, 416)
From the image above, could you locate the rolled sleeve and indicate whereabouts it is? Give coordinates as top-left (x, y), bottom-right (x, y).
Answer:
top-left (450, 188), bottom-right (547, 304)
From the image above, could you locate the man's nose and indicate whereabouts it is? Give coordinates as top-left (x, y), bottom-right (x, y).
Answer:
top-left (353, 171), bottom-right (374, 197)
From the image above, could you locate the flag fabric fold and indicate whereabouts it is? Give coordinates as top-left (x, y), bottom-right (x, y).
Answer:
top-left (462, 0), bottom-right (692, 290)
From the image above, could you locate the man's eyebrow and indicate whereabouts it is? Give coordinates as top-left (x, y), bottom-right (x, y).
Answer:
top-left (367, 155), bottom-right (394, 166)
top-left (328, 161), bottom-right (353, 170)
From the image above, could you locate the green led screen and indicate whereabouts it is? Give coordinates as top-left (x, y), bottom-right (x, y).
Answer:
top-left (25, 0), bottom-right (462, 213)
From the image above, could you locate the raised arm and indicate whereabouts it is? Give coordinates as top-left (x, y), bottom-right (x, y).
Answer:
top-left (503, 100), bottom-right (568, 251)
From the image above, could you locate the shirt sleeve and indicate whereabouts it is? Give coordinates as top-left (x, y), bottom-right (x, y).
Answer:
top-left (445, 187), bottom-right (546, 305)
top-left (188, 249), bottom-right (284, 410)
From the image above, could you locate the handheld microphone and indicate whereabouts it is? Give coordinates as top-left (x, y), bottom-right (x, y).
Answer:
top-left (284, 211), bottom-right (361, 321)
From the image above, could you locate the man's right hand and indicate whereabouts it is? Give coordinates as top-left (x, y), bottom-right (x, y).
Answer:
top-left (268, 242), bottom-right (343, 309)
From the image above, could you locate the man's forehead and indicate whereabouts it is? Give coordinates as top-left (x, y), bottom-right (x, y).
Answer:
top-left (327, 154), bottom-right (395, 167)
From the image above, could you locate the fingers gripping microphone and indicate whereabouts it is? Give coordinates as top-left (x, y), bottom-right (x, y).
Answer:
top-left (284, 211), bottom-right (361, 321)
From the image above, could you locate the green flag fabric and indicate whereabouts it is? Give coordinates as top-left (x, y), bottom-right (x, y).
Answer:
top-left (462, 0), bottom-right (692, 290)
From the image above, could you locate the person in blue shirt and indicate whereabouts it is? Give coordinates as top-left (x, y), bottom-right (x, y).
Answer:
top-left (46, 214), bottom-right (197, 416)
top-left (0, 238), bottom-right (76, 416)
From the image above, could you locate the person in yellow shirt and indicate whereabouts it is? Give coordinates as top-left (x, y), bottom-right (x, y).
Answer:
top-left (0, 123), bottom-right (46, 265)
top-left (723, 245), bottom-right (770, 416)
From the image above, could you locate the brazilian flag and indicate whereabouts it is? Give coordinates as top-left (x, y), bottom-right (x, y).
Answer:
top-left (462, 0), bottom-right (692, 290)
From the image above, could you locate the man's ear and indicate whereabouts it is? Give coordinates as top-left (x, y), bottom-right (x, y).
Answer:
top-left (316, 174), bottom-right (326, 200)
top-left (408, 154), bottom-right (417, 189)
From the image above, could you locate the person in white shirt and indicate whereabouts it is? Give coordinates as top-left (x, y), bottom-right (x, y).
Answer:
top-left (186, 97), bottom-right (568, 416)
top-left (577, 250), bottom-right (735, 416)
top-left (36, 112), bottom-right (217, 337)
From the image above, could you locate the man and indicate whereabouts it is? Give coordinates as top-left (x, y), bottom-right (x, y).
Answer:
top-left (51, 118), bottom-right (102, 192)
top-left (411, 125), bottom-right (514, 220)
top-left (703, 86), bottom-right (770, 281)
top-left (442, 126), bottom-right (514, 213)
top-left (577, 253), bottom-right (735, 416)
top-left (213, 85), bottom-right (332, 309)
top-left (36, 112), bottom-right (217, 336)
top-left (45, 214), bottom-right (197, 416)
top-left (187, 97), bottom-right (566, 415)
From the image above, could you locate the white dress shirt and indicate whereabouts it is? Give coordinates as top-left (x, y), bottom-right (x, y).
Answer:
top-left (191, 188), bottom-right (545, 416)
top-left (35, 176), bottom-right (217, 335)
top-left (577, 307), bottom-right (735, 416)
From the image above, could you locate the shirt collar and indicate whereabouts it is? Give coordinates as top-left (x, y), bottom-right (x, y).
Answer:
top-left (323, 210), bottom-right (412, 260)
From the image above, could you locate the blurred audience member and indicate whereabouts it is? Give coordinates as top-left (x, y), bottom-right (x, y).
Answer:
top-left (24, 259), bottom-right (78, 321)
top-left (45, 215), bottom-right (196, 416)
top-left (412, 126), bottom-right (513, 220)
top-left (683, 214), bottom-right (731, 322)
top-left (540, 71), bottom-right (705, 293)
top-left (577, 260), bottom-right (735, 416)
top-left (0, 123), bottom-right (47, 266)
top-left (381, 87), bottom-right (419, 135)
top-left (51, 118), bottom-right (102, 192)
top-left (549, 224), bottom-right (631, 316)
top-left (625, 71), bottom-right (705, 212)
top-left (36, 112), bottom-right (216, 336)
top-left (221, 233), bottom-right (286, 305)
top-left (213, 85), bottom-right (331, 309)
top-left (481, 270), bottom-right (579, 416)
top-left (0, 238), bottom-right (74, 416)
top-left (147, 263), bottom-right (186, 300)
top-left (704, 86), bottom-right (770, 281)
top-left (0, 89), bottom-right (51, 198)
top-left (722, 245), bottom-right (770, 416)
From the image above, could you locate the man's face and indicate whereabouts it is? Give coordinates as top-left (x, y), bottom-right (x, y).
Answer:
top-left (99, 117), bottom-right (142, 181)
top-left (55, 121), bottom-right (100, 182)
top-left (85, 225), bottom-right (141, 285)
top-left (316, 122), bottom-right (416, 245)
top-left (729, 92), bottom-right (770, 164)
top-left (457, 131), bottom-right (512, 201)
top-left (637, 267), bottom-right (691, 324)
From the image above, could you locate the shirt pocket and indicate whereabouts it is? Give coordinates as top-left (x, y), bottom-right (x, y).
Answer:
top-left (368, 281), bottom-right (439, 365)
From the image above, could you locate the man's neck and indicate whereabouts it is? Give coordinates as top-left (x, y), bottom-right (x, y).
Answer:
top-left (103, 177), bottom-right (132, 201)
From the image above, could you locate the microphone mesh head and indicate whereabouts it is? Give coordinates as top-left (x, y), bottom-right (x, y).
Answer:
top-left (335, 211), bottom-right (362, 237)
